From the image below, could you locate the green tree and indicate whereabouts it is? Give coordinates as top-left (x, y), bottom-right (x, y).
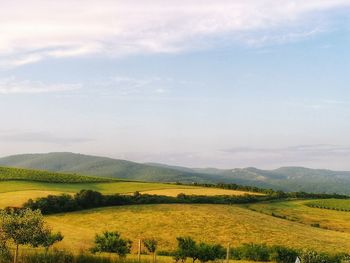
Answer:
top-left (0, 208), bottom-right (63, 263)
top-left (143, 238), bottom-right (158, 263)
top-left (35, 231), bottom-right (64, 253)
top-left (91, 231), bottom-right (132, 258)
top-left (176, 237), bottom-right (198, 263)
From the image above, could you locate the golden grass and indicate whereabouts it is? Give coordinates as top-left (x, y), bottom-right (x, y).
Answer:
top-left (246, 199), bottom-right (350, 233)
top-left (0, 181), bottom-right (194, 195)
top-left (0, 190), bottom-right (68, 208)
top-left (45, 204), bottom-right (350, 253)
top-left (141, 188), bottom-right (264, 196)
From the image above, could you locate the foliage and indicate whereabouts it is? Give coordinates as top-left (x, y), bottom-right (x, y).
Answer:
top-left (0, 237), bottom-right (11, 262)
top-left (91, 231), bottom-right (132, 257)
top-left (269, 245), bottom-right (298, 263)
top-left (299, 249), bottom-right (342, 263)
top-left (176, 237), bottom-right (198, 262)
top-left (143, 238), bottom-right (158, 253)
top-left (0, 208), bottom-right (63, 262)
top-left (174, 237), bottom-right (225, 263)
top-left (0, 166), bottom-right (111, 184)
top-left (24, 189), bottom-right (276, 214)
top-left (235, 243), bottom-right (270, 261)
top-left (196, 243), bottom-right (225, 263)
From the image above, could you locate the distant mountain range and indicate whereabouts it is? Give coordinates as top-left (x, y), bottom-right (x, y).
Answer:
top-left (1, 152), bottom-right (350, 194)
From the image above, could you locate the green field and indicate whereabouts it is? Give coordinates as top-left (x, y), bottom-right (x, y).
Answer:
top-left (246, 199), bottom-right (350, 233)
top-left (306, 198), bottom-right (350, 211)
top-left (45, 204), bottom-right (350, 253)
top-left (0, 166), bottom-right (112, 183)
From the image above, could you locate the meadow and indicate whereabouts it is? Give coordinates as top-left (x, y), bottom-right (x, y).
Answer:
top-left (44, 204), bottom-right (350, 254)
top-left (3, 166), bottom-right (350, 261)
top-left (246, 199), bottom-right (350, 233)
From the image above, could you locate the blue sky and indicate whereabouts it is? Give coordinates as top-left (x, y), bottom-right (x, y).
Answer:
top-left (1, 0), bottom-right (350, 169)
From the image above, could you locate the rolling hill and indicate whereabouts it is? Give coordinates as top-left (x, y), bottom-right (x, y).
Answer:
top-left (2, 152), bottom-right (350, 194)
top-left (0, 152), bottom-right (210, 183)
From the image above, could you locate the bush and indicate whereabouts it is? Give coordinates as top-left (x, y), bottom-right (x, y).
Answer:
top-left (237, 243), bottom-right (270, 262)
top-left (91, 231), bottom-right (132, 258)
top-left (269, 245), bottom-right (298, 263)
top-left (196, 243), bottom-right (225, 263)
top-left (300, 249), bottom-right (342, 263)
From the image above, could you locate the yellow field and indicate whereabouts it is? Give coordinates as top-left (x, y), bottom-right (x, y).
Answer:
top-left (45, 204), bottom-right (350, 253)
top-left (247, 199), bottom-right (350, 233)
top-left (141, 188), bottom-right (264, 196)
top-left (0, 190), bottom-right (68, 208)
top-left (0, 181), bottom-right (196, 195)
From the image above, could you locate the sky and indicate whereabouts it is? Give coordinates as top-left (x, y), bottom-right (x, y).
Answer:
top-left (0, 0), bottom-right (350, 169)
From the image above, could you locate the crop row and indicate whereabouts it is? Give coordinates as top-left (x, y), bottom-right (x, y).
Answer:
top-left (0, 166), bottom-right (112, 183)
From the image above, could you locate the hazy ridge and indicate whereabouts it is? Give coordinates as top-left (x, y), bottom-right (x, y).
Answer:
top-left (1, 152), bottom-right (350, 194)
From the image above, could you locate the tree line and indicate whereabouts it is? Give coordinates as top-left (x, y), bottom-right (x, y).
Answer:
top-left (23, 190), bottom-right (278, 214)
top-left (183, 182), bottom-right (349, 199)
top-left (23, 188), bottom-right (348, 215)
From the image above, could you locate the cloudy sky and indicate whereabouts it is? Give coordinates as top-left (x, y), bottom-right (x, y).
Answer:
top-left (1, 0), bottom-right (350, 169)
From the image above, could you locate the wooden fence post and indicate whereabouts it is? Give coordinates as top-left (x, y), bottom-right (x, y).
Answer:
top-left (226, 243), bottom-right (230, 263)
top-left (138, 239), bottom-right (141, 263)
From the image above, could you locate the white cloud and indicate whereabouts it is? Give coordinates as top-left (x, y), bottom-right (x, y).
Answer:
top-left (0, 0), bottom-right (349, 67)
top-left (0, 77), bottom-right (81, 94)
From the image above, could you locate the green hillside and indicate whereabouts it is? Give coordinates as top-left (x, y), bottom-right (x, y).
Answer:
top-left (3, 152), bottom-right (350, 194)
top-left (0, 152), bottom-right (209, 183)
top-left (0, 166), bottom-right (111, 183)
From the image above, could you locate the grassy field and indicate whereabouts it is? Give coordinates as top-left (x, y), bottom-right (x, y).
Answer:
top-left (0, 190), bottom-right (67, 208)
top-left (246, 199), bottom-right (350, 233)
top-left (306, 198), bottom-right (350, 211)
top-left (140, 188), bottom-right (264, 196)
top-left (45, 203), bottom-right (350, 254)
top-left (0, 181), bottom-right (195, 195)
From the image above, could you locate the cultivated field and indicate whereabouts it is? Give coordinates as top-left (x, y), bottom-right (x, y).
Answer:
top-left (246, 199), bottom-right (350, 233)
top-left (306, 198), bottom-right (350, 211)
top-left (45, 204), bottom-right (350, 253)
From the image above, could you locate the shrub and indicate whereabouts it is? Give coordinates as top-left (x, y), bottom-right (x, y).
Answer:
top-left (196, 243), bottom-right (225, 263)
top-left (91, 231), bottom-right (132, 258)
top-left (237, 243), bottom-right (270, 262)
top-left (269, 245), bottom-right (298, 263)
top-left (300, 249), bottom-right (342, 263)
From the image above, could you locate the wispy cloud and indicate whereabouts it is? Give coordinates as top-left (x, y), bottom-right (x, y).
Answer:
top-left (0, 77), bottom-right (81, 94)
top-left (0, 0), bottom-right (349, 67)
top-left (0, 131), bottom-right (93, 145)
top-left (222, 144), bottom-right (350, 164)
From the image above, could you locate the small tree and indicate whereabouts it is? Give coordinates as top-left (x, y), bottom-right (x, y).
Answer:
top-left (0, 208), bottom-right (63, 263)
top-left (91, 231), bottom-right (132, 258)
top-left (143, 238), bottom-right (158, 263)
top-left (176, 237), bottom-right (198, 263)
top-left (35, 231), bottom-right (64, 253)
